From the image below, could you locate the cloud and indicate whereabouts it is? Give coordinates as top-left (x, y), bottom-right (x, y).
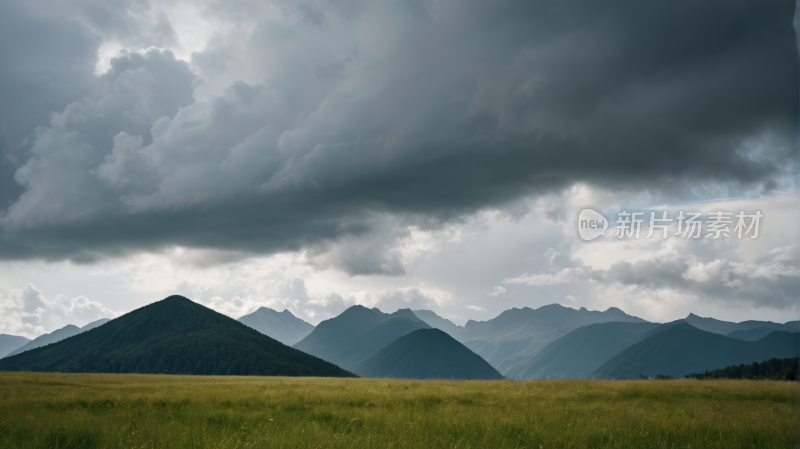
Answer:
top-left (505, 267), bottom-right (596, 287)
top-left (488, 286), bottom-right (506, 297)
top-left (503, 245), bottom-right (800, 308)
top-left (0, 0), bottom-right (795, 272)
top-left (0, 284), bottom-right (116, 338)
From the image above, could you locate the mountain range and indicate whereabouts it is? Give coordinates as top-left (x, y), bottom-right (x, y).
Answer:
top-left (0, 296), bottom-right (354, 377)
top-left (237, 307), bottom-right (315, 346)
top-left (1, 297), bottom-right (796, 382)
top-left (415, 304), bottom-right (646, 375)
top-left (592, 323), bottom-right (799, 380)
top-left (412, 310), bottom-right (465, 340)
top-left (4, 318), bottom-right (110, 358)
top-left (0, 334), bottom-right (30, 358)
top-left (683, 313), bottom-right (796, 335)
top-left (293, 306), bottom-right (431, 371)
top-left (502, 321), bottom-right (660, 379)
top-left (353, 329), bottom-right (503, 380)
top-left (410, 307), bottom-right (799, 380)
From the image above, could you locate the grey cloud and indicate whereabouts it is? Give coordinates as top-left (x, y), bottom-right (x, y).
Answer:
top-left (0, 1), bottom-right (181, 208)
top-left (0, 0), bottom-right (796, 269)
top-left (505, 246), bottom-right (800, 308)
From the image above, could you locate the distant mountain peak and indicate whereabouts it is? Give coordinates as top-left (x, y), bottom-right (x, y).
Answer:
top-left (238, 305), bottom-right (314, 346)
top-left (538, 304), bottom-right (567, 310)
top-left (4, 316), bottom-right (119, 359)
top-left (390, 308), bottom-right (418, 317)
top-left (293, 304), bottom-right (431, 371)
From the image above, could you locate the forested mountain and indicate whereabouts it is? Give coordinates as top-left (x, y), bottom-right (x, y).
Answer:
top-left (685, 357), bottom-right (798, 380)
top-left (293, 306), bottom-right (430, 371)
top-left (0, 334), bottom-right (30, 359)
top-left (592, 324), bottom-right (799, 380)
top-left (503, 322), bottom-right (659, 379)
top-left (4, 318), bottom-right (110, 358)
top-left (237, 307), bottom-right (314, 345)
top-left (0, 296), bottom-right (355, 377)
top-left (353, 329), bottom-right (502, 380)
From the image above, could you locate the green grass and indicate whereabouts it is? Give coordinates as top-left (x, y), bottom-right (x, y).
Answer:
top-left (0, 372), bottom-right (796, 448)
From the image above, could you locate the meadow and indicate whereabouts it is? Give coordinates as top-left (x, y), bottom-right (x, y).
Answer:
top-left (0, 372), bottom-right (796, 448)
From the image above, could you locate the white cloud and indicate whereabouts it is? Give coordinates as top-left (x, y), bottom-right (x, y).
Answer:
top-left (0, 284), bottom-right (116, 338)
top-left (504, 267), bottom-right (595, 287)
top-left (487, 286), bottom-right (506, 297)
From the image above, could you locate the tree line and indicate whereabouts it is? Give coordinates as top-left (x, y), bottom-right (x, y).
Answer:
top-left (684, 357), bottom-right (798, 381)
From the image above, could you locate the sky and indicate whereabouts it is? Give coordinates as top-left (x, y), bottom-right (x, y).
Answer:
top-left (0, 0), bottom-right (798, 339)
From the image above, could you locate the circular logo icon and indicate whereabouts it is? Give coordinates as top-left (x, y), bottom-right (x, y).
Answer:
top-left (576, 207), bottom-right (608, 241)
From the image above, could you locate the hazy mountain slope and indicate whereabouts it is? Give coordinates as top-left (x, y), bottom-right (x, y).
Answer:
top-left (293, 306), bottom-right (386, 357)
top-left (785, 321), bottom-right (799, 331)
top-left (293, 306), bottom-right (430, 371)
top-left (0, 334), bottom-right (30, 359)
top-left (5, 318), bottom-right (110, 358)
top-left (353, 329), bottom-right (502, 380)
top-left (460, 304), bottom-right (647, 373)
top-left (237, 307), bottom-right (314, 346)
top-left (727, 327), bottom-right (786, 342)
top-left (644, 320), bottom-right (695, 337)
top-left (592, 326), bottom-right (800, 380)
top-left (412, 310), bottom-right (464, 340)
top-left (0, 296), bottom-right (354, 377)
top-left (504, 322), bottom-right (660, 379)
top-left (683, 313), bottom-right (793, 335)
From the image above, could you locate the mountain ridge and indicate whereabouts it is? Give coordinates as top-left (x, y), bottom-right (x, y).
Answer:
top-left (504, 321), bottom-right (660, 379)
top-left (458, 303), bottom-right (648, 373)
top-left (353, 329), bottom-right (503, 380)
top-left (237, 307), bottom-right (314, 346)
top-left (412, 310), bottom-right (464, 340)
top-left (684, 313), bottom-right (794, 335)
top-left (0, 296), bottom-right (355, 377)
top-left (4, 318), bottom-right (111, 358)
top-left (0, 334), bottom-right (31, 359)
top-left (293, 306), bottom-right (430, 371)
top-left (592, 326), bottom-right (800, 380)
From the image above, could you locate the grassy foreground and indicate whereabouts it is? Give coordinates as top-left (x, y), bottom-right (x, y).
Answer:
top-left (0, 373), bottom-right (796, 448)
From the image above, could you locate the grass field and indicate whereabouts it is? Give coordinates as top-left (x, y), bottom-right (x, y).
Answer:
top-left (0, 372), bottom-right (796, 448)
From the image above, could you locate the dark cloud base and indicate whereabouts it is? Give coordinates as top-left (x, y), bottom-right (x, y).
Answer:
top-left (0, 0), bottom-right (796, 267)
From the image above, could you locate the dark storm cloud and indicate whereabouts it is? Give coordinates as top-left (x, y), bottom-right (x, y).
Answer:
top-left (0, 0), bottom-right (796, 270)
top-left (0, 1), bottom-right (181, 205)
